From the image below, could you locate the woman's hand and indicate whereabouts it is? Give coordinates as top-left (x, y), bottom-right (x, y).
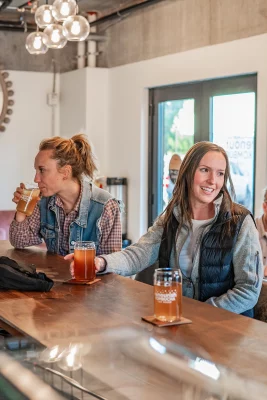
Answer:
top-left (64, 253), bottom-right (75, 278)
top-left (264, 265), bottom-right (267, 277)
top-left (12, 183), bottom-right (25, 205)
top-left (64, 254), bottom-right (107, 279)
top-left (95, 257), bottom-right (107, 272)
top-left (12, 183), bottom-right (27, 222)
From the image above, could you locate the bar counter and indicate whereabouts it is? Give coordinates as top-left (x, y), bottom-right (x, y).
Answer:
top-left (0, 240), bottom-right (267, 387)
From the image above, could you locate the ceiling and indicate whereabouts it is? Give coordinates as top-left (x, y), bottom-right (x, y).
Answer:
top-left (0, 0), bottom-right (158, 30)
top-left (10, 0), bottom-right (146, 14)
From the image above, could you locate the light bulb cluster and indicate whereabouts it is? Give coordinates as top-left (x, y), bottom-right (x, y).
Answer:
top-left (25, 0), bottom-right (90, 55)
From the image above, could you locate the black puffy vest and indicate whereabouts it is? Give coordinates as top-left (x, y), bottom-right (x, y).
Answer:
top-left (198, 203), bottom-right (250, 302)
top-left (158, 202), bottom-right (255, 316)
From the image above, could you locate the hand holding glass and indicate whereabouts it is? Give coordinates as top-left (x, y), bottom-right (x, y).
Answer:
top-left (74, 241), bottom-right (96, 282)
top-left (16, 183), bottom-right (40, 217)
top-left (154, 268), bottom-right (182, 322)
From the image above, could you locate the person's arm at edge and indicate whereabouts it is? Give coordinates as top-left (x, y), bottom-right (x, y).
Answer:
top-left (205, 215), bottom-right (263, 314)
top-left (9, 205), bottom-right (43, 248)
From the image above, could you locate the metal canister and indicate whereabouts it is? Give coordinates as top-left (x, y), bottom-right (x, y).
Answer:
top-left (107, 177), bottom-right (127, 239)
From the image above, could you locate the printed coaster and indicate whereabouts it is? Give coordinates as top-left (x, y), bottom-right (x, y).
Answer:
top-left (63, 278), bottom-right (101, 285)
top-left (142, 315), bottom-right (192, 327)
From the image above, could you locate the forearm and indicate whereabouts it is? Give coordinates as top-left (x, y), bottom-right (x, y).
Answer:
top-left (205, 282), bottom-right (261, 313)
top-left (9, 208), bottom-right (42, 248)
top-left (101, 244), bottom-right (156, 276)
top-left (101, 220), bottom-right (163, 276)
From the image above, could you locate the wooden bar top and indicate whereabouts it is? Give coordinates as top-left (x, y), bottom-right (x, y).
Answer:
top-left (1, 241), bottom-right (267, 386)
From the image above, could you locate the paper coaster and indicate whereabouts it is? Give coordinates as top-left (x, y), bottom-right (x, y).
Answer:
top-left (142, 315), bottom-right (192, 327)
top-left (63, 278), bottom-right (101, 285)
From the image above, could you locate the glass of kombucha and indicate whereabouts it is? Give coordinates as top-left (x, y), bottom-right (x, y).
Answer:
top-left (153, 268), bottom-right (182, 322)
top-left (16, 183), bottom-right (40, 217)
top-left (74, 241), bottom-right (96, 282)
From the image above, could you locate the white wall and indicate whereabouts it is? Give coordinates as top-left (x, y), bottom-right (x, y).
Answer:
top-left (0, 71), bottom-right (59, 210)
top-left (85, 68), bottom-right (109, 175)
top-left (60, 67), bottom-right (109, 175)
top-left (60, 68), bottom-right (87, 137)
top-left (108, 34), bottom-right (267, 242)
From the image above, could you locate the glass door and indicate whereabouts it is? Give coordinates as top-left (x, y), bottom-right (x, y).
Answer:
top-left (159, 99), bottom-right (194, 211)
top-left (148, 74), bottom-right (257, 226)
top-left (205, 75), bottom-right (257, 212)
top-left (211, 92), bottom-right (255, 210)
top-left (148, 83), bottom-right (203, 225)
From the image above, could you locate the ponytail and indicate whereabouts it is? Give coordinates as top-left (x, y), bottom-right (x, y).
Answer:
top-left (39, 133), bottom-right (97, 180)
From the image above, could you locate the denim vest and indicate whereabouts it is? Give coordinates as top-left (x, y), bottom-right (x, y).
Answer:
top-left (39, 181), bottom-right (115, 255)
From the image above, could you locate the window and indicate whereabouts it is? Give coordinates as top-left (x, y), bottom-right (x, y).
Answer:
top-left (148, 74), bottom-right (257, 226)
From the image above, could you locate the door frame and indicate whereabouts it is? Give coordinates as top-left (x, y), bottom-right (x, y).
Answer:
top-left (148, 74), bottom-right (257, 227)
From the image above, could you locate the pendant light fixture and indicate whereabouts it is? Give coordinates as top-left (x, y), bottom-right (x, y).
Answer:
top-left (35, 4), bottom-right (55, 28)
top-left (43, 24), bottom-right (67, 48)
top-left (62, 15), bottom-right (90, 41)
top-left (52, 0), bottom-right (77, 22)
top-left (25, 31), bottom-right (49, 55)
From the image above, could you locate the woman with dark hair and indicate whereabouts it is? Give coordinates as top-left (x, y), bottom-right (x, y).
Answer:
top-left (10, 134), bottom-right (122, 256)
top-left (66, 141), bottom-right (263, 316)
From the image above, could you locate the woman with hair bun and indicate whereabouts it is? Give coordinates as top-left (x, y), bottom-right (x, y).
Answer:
top-left (10, 134), bottom-right (122, 256)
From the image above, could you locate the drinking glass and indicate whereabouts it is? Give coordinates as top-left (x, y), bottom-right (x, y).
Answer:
top-left (74, 241), bottom-right (96, 282)
top-left (16, 182), bottom-right (40, 216)
top-left (154, 268), bottom-right (182, 322)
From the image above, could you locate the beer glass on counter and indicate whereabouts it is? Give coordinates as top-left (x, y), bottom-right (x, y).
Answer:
top-left (74, 241), bottom-right (96, 282)
top-left (16, 183), bottom-right (40, 217)
top-left (154, 268), bottom-right (182, 322)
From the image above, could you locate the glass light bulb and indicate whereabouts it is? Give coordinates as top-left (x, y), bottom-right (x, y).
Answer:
top-left (35, 4), bottom-right (55, 28)
top-left (39, 345), bottom-right (66, 363)
top-left (51, 29), bottom-right (60, 43)
top-left (63, 15), bottom-right (90, 41)
top-left (60, 2), bottom-right (70, 16)
top-left (43, 24), bottom-right (67, 49)
top-left (52, 0), bottom-right (77, 21)
top-left (33, 36), bottom-right (42, 50)
top-left (58, 345), bottom-right (83, 371)
top-left (43, 9), bottom-right (52, 24)
top-left (26, 32), bottom-right (48, 54)
top-left (71, 20), bottom-right (80, 35)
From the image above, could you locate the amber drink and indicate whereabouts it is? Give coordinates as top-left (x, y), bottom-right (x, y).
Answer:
top-left (154, 268), bottom-right (182, 322)
top-left (16, 184), bottom-right (40, 217)
top-left (74, 241), bottom-right (96, 282)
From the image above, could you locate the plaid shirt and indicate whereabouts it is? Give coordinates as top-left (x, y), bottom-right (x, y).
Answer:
top-left (10, 195), bottom-right (122, 256)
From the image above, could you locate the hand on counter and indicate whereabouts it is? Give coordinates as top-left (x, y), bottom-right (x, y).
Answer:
top-left (64, 253), bottom-right (106, 279)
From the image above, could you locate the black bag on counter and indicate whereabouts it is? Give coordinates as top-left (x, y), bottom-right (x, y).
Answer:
top-left (0, 256), bottom-right (54, 292)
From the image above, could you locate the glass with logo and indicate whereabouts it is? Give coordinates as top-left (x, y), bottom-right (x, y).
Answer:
top-left (154, 268), bottom-right (182, 322)
top-left (16, 182), bottom-right (40, 217)
top-left (74, 241), bottom-right (96, 282)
